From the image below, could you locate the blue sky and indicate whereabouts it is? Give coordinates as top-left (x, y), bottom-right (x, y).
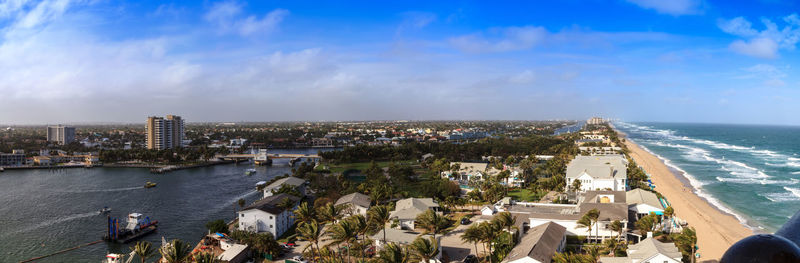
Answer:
top-left (1, 0), bottom-right (800, 125)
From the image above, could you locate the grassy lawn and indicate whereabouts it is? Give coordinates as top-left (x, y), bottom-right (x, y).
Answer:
top-left (507, 189), bottom-right (548, 202)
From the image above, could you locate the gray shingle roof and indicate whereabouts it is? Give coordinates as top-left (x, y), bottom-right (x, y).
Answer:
top-left (566, 155), bottom-right (627, 180)
top-left (265, 176), bottom-right (306, 192)
top-left (628, 237), bottom-right (683, 260)
top-left (626, 189), bottom-right (664, 210)
top-left (335, 192), bottom-right (371, 209)
top-left (503, 222), bottom-right (566, 263)
top-left (390, 198), bottom-right (439, 220)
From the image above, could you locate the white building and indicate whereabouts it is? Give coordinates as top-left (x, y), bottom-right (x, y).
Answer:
top-left (47, 125), bottom-right (76, 145)
top-left (262, 176), bottom-right (307, 198)
top-left (390, 198), bottom-right (441, 230)
top-left (565, 155), bottom-right (628, 192)
top-left (513, 191), bottom-right (628, 243)
top-left (626, 189), bottom-right (665, 219)
top-left (502, 222), bottom-right (566, 263)
top-left (238, 193), bottom-right (300, 238)
top-left (599, 234), bottom-right (682, 263)
top-left (335, 192), bottom-right (371, 216)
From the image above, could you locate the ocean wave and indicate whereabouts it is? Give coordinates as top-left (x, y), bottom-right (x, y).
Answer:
top-left (716, 176), bottom-right (797, 185)
top-left (762, 192), bottom-right (800, 202)
top-left (2, 211), bottom-right (98, 237)
top-left (785, 187), bottom-right (800, 199)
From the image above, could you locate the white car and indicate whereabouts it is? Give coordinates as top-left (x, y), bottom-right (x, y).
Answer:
top-left (291, 256), bottom-right (308, 263)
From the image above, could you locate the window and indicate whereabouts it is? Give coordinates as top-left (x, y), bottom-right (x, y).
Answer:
top-left (270, 225), bottom-right (273, 228)
top-left (270, 216), bottom-right (273, 219)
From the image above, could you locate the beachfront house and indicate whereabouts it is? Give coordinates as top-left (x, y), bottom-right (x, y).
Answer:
top-left (335, 192), bottom-right (371, 216)
top-left (502, 222), bottom-right (567, 263)
top-left (238, 193), bottom-right (300, 238)
top-left (390, 198), bottom-right (441, 230)
top-left (598, 234), bottom-right (682, 263)
top-left (626, 188), bottom-right (665, 219)
top-left (511, 191), bottom-right (628, 243)
top-left (565, 155), bottom-right (628, 192)
top-left (262, 176), bottom-right (307, 198)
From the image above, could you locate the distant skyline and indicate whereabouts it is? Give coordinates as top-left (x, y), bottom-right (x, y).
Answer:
top-left (1, 0), bottom-right (800, 125)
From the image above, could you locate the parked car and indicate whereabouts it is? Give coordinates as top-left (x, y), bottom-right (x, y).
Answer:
top-left (463, 255), bottom-right (477, 263)
top-left (291, 256), bottom-right (308, 263)
top-left (460, 217), bottom-right (471, 225)
top-left (284, 241), bottom-right (297, 247)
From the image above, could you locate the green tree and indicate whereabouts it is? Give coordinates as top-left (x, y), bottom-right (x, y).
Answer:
top-left (461, 224), bottom-right (484, 260)
top-left (409, 236), bottom-right (439, 263)
top-left (318, 202), bottom-right (345, 223)
top-left (193, 252), bottom-right (218, 263)
top-left (206, 219), bottom-right (229, 234)
top-left (294, 201), bottom-right (317, 226)
top-left (414, 209), bottom-right (451, 239)
top-left (577, 215), bottom-right (593, 244)
top-left (368, 205), bottom-right (391, 244)
top-left (377, 243), bottom-right (411, 263)
top-left (327, 218), bottom-right (358, 262)
top-left (159, 239), bottom-right (192, 263)
top-left (130, 241), bottom-right (156, 263)
top-left (297, 220), bottom-right (324, 261)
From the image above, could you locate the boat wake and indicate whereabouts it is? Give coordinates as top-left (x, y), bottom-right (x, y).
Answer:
top-left (62, 186), bottom-right (144, 193)
top-left (2, 211), bottom-right (98, 237)
top-left (215, 190), bottom-right (260, 211)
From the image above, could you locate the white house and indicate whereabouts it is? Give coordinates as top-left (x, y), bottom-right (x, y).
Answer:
top-left (502, 222), bottom-right (566, 263)
top-left (626, 189), bottom-right (665, 219)
top-left (442, 162), bottom-right (489, 182)
top-left (262, 176), bottom-right (307, 198)
top-left (481, 205), bottom-right (496, 215)
top-left (565, 155), bottom-right (628, 192)
top-left (513, 191), bottom-right (628, 243)
top-left (598, 234), bottom-right (682, 263)
top-left (335, 192), bottom-right (371, 216)
top-left (238, 193), bottom-right (300, 238)
top-left (390, 198), bottom-right (441, 230)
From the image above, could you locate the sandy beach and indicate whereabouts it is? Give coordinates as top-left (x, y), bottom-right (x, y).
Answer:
top-left (621, 135), bottom-right (753, 261)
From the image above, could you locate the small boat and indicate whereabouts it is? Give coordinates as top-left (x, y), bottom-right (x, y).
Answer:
top-left (99, 206), bottom-right (112, 214)
top-left (245, 168), bottom-right (257, 176)
top-left (144, 182), bottom-right (157, 188)
top-left (0, 167), bottom-right (4, 172)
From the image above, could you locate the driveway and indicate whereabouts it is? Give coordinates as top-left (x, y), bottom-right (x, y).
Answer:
top-left (441, 224), bottom-right (477, 263)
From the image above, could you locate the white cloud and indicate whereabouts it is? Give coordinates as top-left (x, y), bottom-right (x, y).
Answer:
top-left (729, 38), bottom-right (778, 59)
top-left (719, 14), bottom-right (800, 58)
top-left (625, 0), bottom-right (702, 16)
top-left (204, 1), bottom-right (288, 36)
top-left (449, 26), bottom-right (548, 53)
top-left (741, 64), bottom-right (787, 87)
top-left (400, 11), bottom-right (436, 29)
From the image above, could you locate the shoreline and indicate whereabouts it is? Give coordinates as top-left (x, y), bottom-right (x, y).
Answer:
top-left (616, 129), bottom-right (752, 261)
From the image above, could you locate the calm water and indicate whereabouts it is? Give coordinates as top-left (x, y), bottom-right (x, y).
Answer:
top-left (0, 148), bottom-right (329, 263)
top-left (615, 122), bottom-right (800, 232)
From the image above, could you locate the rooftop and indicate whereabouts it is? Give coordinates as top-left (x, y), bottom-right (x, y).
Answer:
top-left (243, 193), bottom-right (300, 214)
top-left (503, 222), bottom-right (566, 263)
top-left (335, 192), bottom-right (371, 209)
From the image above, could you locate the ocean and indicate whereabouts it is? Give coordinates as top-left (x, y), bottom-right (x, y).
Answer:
top-left (614, 122), bottom-right (800, 232)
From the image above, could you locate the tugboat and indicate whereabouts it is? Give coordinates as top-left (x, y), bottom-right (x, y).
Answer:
top-left (144, 182), bottom-right (157, 188)
top-left (99, 206), bottom-right (112, 215)
top-left (103, 213), bottom-right (158, 243)
top-left (245, 168), bottom-right (257, 176)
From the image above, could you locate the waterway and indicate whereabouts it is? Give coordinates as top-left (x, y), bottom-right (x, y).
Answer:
top-left (0, 148), bottom-right (332, 262)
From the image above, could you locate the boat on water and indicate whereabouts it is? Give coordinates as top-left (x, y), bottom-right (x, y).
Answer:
top-left (103, 213), bottom-right (158, 243)
top-left (245, 168), bottom-right (257, 175)
top-left (144, 182), bottom-right (157, 188)
top-left (0, 167), bottom-right (4, 172)
top-left (99, 206), bottom-right (112, 215)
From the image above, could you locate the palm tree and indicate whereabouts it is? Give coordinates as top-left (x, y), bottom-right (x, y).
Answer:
top-left (318, 202), bottom-right (345, 223)
top-left (130, 241), bottom-right (156, 263)
top-left (327, 219), bottom-right (358, 262)
top-left (294, 201), bottom-right (317, 226)
top-left (368, 205), bottom-right (391, 244)
top-left (297, 220), bottom-right (324, 261)
top-left (193, 252), bottom-right (218, 263)
top-left (159, 239), bottom-right (192, 263)
top-left (415, 209), bottom-right (450, 239)
top-left (461, 224), bottom-right (484, 260)
top-left (584, 209), bottom-right (600, 243)
top-left (478, 221), bottom-right (501, 258)
top-left (608, 220), bottom-right (624, 254)
top-left (583, 245), bottom-right (600, 263)
top-left (377, 243), bottom-right (410, 263)
top-left (409, 236), bottom-right (439, 263)
top-left (493, 212), bottom-right (517, 232)
top-left (577, 215), bottom-right (593, 244)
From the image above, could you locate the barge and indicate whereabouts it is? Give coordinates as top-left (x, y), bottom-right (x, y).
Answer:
top-left (103, 213), bottom-right (158, 243)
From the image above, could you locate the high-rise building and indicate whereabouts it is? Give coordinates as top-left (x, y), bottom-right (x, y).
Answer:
top-left (146, 115), bottom-right (185, 150)
top-left (587, 117), bottom-right (606, 125)
top-left (47, 125), bottom-right (76, 145)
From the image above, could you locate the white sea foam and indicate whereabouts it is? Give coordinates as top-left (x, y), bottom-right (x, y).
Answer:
top-left (785, 187), bottom-right (800, 199)
top-left (762, 192), bottom-right (800, 202)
